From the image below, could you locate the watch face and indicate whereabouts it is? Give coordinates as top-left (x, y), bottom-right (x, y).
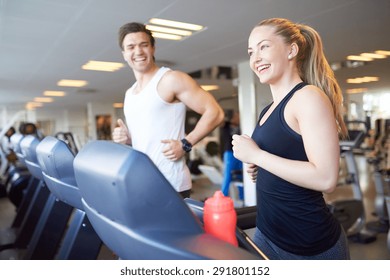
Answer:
top-left (183, 143), bottom-right (191, 152)
top-left (181, 139), bottom-right (192, 152)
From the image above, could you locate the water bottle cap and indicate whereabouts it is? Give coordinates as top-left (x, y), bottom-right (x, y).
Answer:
top-left (204, 190), bottom-right (234, 212)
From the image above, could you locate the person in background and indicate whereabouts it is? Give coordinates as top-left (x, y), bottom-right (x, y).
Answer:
top-left (112, 22), bottom-right (224, 199)
top-left (1, 127), bottom-right (16, 164)
top-left (220, 110), bottom-right (243, 197)
top-left (232, 18), bottom-right (350, 259)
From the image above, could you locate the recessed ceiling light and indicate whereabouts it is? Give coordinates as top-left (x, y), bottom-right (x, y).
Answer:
top-left (346, 88), bottom-right (368, 94)
top-left (346, 55), bottom-right (373, 62)
top-left (146, 25), bottom-right (192, 36)
top-left (57, 79), bottom-right (88, 87)
top-left (151, 32), bottom-right (182, 41)
top-left (34, 97), bottom-right (54, 103)
top-left (360, 52), bottom-right (387, 59)
top-left (82, 60), bottom-right (125, 72)
top-left (375, 50), bottom-right (390, 56)
top-left (146, 18), bottom-right (205, 41)
top-left (43, 90), bottom-right (66, 97)
top-left (347, 76), bottom-right (379, 84)
top-left (149, 18), bottom-right (203, 31)
top-left (113, 103), bottom-right (124, 108)
top-left (25, 102), bottom-right (43, 110)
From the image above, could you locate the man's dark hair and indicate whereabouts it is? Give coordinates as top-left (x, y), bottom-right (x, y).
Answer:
top-left (118, 22), bottom-right (155, 50)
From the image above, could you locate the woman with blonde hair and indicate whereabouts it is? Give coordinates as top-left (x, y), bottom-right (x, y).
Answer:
top-left (232, 18), bottom-right (349, 259)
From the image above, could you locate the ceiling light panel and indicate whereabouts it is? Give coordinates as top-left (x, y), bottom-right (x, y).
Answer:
top-left (346, 88), bottom-right (368, 94)
top-left (149, 18), bottom-right (203, 31)
top-left (375, 50), bottom-right (390, 56)
top-left (44, 90), bottom-right (66, 97)
top-left (151, 32), bottom-right (182, 41)
top-left (360, 52), bottom-right (387, 59)
top-left (57, 79), bottom-right (88, 87)
top-left (82, 60), bottom-right (125, 72)
top-left (347, 76), bottom-right (379, 84)
top-left (146, 25), bottom-right (192, 36)
top-left (346, 55), bottom-right (373, 62)
top-left (34, 97), bottom-right (54, 103)
top-left (146, 18), bottom-right (205, 41)
top-left (113, 103), bottom-right (124, 108)
top-left (25, 102), bottom-right (43, 110)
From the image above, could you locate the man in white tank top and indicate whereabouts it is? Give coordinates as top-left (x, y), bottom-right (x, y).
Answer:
top-left (112, 22), bottom-right (224, 198)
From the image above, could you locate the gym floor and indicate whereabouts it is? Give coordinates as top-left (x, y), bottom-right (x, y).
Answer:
top-left (0, 154), bottom-right (389, 260)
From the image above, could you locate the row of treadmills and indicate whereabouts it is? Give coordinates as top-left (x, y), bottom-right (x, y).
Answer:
top-left (0, 133), bottom-right (265, 260)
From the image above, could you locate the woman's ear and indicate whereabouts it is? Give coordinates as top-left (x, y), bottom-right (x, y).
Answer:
top-left (288, 43), bottom-right (299, 60)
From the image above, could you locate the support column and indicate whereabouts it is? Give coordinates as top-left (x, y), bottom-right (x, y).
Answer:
top-left (87, 102), bottom-right (96, 140)
top-left (237, 61), bottom-right (257, 206)
top-left (237, 61), bottom-right (272, 207)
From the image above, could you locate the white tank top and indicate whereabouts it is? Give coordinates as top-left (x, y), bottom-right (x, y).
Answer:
top-left (123, 67), bottom-right (191, 192)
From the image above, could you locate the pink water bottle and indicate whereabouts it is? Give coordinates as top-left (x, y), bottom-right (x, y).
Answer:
top-left (203, 190), bottom-right (238, 246)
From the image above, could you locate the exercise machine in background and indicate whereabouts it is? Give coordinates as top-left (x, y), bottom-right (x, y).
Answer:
top-left (330, 121), bottom-right (377, 244)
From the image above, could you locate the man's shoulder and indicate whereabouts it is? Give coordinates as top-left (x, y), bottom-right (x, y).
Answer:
top-left (162, 67), bottom-right (188, 77)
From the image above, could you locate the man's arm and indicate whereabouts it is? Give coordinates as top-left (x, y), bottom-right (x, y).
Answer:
top-left (170, 71), bottom-right (224, 145)
top-left (159, 70), bottom-right (224, 161)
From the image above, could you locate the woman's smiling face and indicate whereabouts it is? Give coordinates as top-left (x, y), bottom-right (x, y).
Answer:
top-left (248, 25), bottom-right (291, 84)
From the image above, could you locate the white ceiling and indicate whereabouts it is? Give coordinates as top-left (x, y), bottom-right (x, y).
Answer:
top-left (1, 0), bottom-right (390, 110)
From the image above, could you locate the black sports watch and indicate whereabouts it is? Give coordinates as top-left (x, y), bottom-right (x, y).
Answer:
top-left (181, 138), bottom-right (192, 153)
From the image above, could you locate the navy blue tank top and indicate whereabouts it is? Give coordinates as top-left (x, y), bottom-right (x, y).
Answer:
top-left (251, 82), bottom-right (341, 256)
